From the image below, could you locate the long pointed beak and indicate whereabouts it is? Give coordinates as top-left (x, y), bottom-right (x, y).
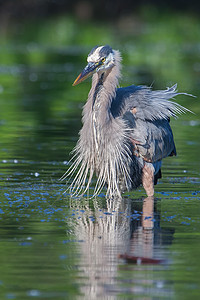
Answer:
top-left (73, 62), bottom-right (100, 86)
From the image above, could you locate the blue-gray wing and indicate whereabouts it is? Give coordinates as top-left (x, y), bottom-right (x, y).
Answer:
top-left (111, 84), bottom-right (190, 163)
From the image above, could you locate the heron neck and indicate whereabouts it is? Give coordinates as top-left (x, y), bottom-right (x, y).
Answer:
top-left (89, 50), bottom-right (122, 121)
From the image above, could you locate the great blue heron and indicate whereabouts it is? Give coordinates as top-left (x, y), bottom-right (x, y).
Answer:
top-left (63, 45), bottom-right (191, 198)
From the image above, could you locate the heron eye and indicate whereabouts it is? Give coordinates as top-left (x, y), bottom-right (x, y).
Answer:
top-left (101, 57), bottom-right (106, 63)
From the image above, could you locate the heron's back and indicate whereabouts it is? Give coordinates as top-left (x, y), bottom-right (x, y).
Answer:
top-left (111, 84), bottom-right (177, 163)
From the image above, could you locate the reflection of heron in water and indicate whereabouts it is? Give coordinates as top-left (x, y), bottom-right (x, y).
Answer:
top-left (70, 197), bottom-right (174, 299)
top-left (63, 45), bottom-right (191, 198)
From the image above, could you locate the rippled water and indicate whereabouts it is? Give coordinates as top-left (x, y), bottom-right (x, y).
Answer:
top-left (0, 41), bottom-right (200, 300)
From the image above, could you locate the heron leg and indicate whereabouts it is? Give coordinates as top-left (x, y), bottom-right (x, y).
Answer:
top-left (142, 163), bottom-right (154, 197)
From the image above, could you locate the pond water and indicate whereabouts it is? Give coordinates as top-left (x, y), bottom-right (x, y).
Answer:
top-left (0, 26), bottom-right (200, 299)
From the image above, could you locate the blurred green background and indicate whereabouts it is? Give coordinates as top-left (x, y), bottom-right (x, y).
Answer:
top-left (0, 1), bottom-right (199, 167)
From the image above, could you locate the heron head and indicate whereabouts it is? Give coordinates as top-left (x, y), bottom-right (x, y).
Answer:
top-left (73, 45), bottom-right (115, 86)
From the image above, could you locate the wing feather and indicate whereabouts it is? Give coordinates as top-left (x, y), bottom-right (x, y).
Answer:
top-left (111, 84), bottom-right (193, 163)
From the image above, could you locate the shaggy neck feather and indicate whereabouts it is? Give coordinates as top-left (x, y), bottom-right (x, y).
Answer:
top-left (83, 50), bottom-right (121, 126)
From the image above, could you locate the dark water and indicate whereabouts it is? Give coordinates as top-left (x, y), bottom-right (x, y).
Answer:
top-left (1, 29), bottom-right (200, 299)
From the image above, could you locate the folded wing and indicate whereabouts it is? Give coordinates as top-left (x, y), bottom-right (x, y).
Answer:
top-left (112, 84), bottom-right (191, 163)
